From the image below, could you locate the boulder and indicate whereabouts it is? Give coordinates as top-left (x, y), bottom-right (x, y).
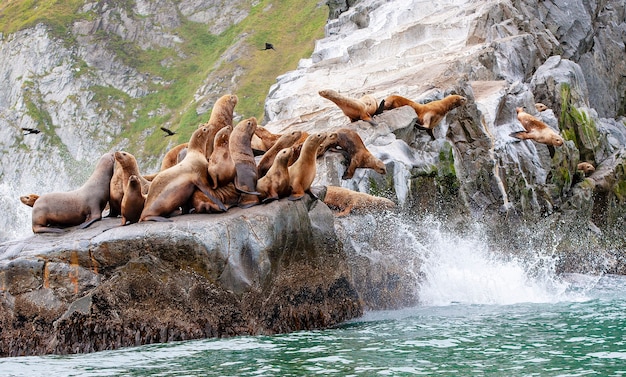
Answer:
top-left (0, 196), bottom-right (362, 357)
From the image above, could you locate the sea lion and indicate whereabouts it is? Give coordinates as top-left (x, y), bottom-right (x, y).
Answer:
top-left (156, 143), bottom-right (189, 173)
top-left (318, 128), bottom-right (386, 179)
top-left (202, 94), bottom-right (239, 159)
top-left (288, 132), bottom-right (327, 200)
top-left (31, 153), bottom-right (115, 233)
top-left (510, 107), bottom-right (565, 147)
top-left (577, 162), bottom-right (595, 176)
top-left (229, 117), bottom-right (260, 196)
top-left (207, 126), bottom-right (235, 189)
top-left (110, 151), bottom-right (151, 217)
top-left (257, 130), bottom-right (303, 178)
top-left (147, 94), bottom-right (239, 178)
top-left (323, 186), bottom-right (395, 217)
top-left (140, 127), bottom-right (226, 221)
top-left (319, 89), bottom-right (382, 126)
top-left (20, 194), bottom-right (39, 207)
top-left (257, 147), bottom-right (294, 202)
top-left (252, 125), bottom-right (281, 153)
top-left (383, 94), bottom-right (467, 139)
top-left (190, 183), bottom-right (241, 213)
top-left (121, 175), bottom-right (146, 225)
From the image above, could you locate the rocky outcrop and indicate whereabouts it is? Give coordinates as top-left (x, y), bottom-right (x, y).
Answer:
top-left (0, 196), bottom-right (362, 357)
top-left (263, 0), bottom-right (626, 275)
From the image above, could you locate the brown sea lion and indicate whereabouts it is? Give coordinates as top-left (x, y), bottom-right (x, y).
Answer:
top-left (323, 186), bottom-right (395, 217)
top-left (109, 151), bottom-right (151, 217)
top-left (511, 107), bottom-right (565, 147)
top-left (140, 127), bottom-right (226, 222)
top-left (257, 130), bottom-right (303, 178)
top-left (229, 117), bottom-right (260, 196)
top-left (287, 131), bottom-right (310, 166)
top-left (577, 162), bottom-right (595, 176)
top-left (318, 128), bottom-right (386, 180)
top-left (121, 175), bottom-right (146, 225)
top-left (319, 89), bottom-right (382, 126)
top-left (190, 183), bottom-right (241, 213)
top-left (31, 153), bottom-right (115, 233)
top-left (207, 126), bottom-right (235, 189)
top-left (146, 94), bottom-right (239, 179)
top-left (257, 147), bottom-right (294, 202)
top-left (383, 94), bottom-right (467, 139)
top-left (20, 194), bottom-right (39, 207)
top-left (288, 132), bottom-right (327, 200)
top-left (114, 151), bottom-right (151, 194)
top-left (252, 125), bottom-right (281, 153)
top-left (157, 143), bottom-right (189, 172)
top-left (202, 94), bottom-right (239, 159)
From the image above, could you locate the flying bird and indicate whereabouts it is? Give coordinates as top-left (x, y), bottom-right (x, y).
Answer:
top-left (21, 127), bottom-right (41, 135)
top-left (261, 42), bottom-right (276, 51)
top-left (160, 127), bottom-right (176, 137)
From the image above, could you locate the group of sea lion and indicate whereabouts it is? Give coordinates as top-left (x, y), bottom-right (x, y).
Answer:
top-left (22, 87), bottom-right (593, 233)
top-left (22, 93), bottom-right (393, 233)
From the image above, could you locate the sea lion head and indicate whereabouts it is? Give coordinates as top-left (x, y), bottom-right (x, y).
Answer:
top-left (276, 147), bottom-right (294, 165)
top-left (452, 95), bottom-right (468, 107)
top-left (577, 162), bottom-right (595, 176)
top-left (114, 150), bottom-right (136, 167)
top-left (549, 132), bottom-right (565, 147)
top-left (318, 132), bottom-right (338, 156)
top-left (373, 158), bottom-right (387, 175)
top-left (20, 194), bottom-right (39, 207)
top-left (127, 175), bottom-right (140, 187)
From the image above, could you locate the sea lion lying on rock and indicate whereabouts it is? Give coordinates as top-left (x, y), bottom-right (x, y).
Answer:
top-left (31, 153), bottom-right (115, 233)
top-left (323, 186), bottom-right (395, 217)
top-left (140, 127), bottom-right (226, 221)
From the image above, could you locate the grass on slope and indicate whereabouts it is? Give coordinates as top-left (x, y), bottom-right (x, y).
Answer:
top-left (0, 0), bottom-right (328, 159)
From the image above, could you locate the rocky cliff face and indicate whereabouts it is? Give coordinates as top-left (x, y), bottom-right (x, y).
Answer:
top-left (264, 0), bottom-right (626, 260)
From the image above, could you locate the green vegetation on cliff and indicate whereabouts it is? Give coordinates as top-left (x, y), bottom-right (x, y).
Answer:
top-left (0, 0), bottom-right (327, 160)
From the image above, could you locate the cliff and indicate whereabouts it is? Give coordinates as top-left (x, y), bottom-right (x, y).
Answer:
top-left (264, 0), bottom-right (626, 270)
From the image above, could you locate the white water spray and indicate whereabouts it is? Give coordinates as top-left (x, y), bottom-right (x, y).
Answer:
top-left (413, 218), bottom-right (588, 306)
top-left (341, 212), bottom-right (587, 309)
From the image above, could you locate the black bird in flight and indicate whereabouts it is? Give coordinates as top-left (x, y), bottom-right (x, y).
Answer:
top-left (21, 127), bottom-right (41, 135)
top-left (261, 42), bottom-right (276, 51)
top-left (160, 127), bottom-right (176, 137)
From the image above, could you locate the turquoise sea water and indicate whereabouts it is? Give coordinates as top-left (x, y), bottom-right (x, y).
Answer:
top-left (2, 271), bottom-right (626, 375)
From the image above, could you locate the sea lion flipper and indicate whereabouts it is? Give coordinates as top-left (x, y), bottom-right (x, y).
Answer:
top-left (142, 215), bottom-right (173, 222)
top-left (197, 184), bottom-right (227, 212)
top-left (426, 129), bottom-right (435, 140)
top-left (509, 131), bottom-right (528, 140)
top-left (78, 216), bottom-right (101, 229)
top-left (374, 99), bottom-right (385, 115)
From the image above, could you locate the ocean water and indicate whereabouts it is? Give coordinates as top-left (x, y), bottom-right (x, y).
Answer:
top-left (2, 214), bottom-right (625, 377)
